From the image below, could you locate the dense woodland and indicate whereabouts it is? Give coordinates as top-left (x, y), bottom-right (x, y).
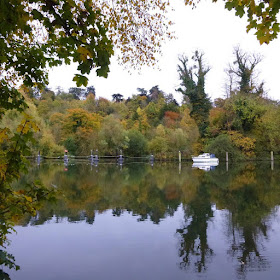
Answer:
top-left (1, 48), bottom-right (279, 160)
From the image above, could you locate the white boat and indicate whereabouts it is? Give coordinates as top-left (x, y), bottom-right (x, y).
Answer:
top-left (192, 153), bottom-right (219, 164)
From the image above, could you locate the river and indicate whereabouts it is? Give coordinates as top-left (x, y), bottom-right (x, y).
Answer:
top-left (5, 160), bottom-right (280, 280)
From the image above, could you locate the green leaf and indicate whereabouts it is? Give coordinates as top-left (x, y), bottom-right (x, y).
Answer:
top-left (73, 74), bottom-right (88, 87)
top-left (225, 2), bottom-right (235, 11)
top-left (235, 6), bottom-right (245, 18)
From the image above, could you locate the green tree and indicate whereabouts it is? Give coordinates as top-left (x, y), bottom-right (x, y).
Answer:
top-left (206, 134), bottom-right (242, 161)
top-left (148, 125), bottom-right (168, 158)
top-left (98, 115), bottom-right (129, 155)
top-left (86, 86), bottom-right (96, 97)
top-left (227, 47), bottom-right (263, 95)
top-left (148, 85), bottom-right (164, 102)
top-left (252, 103), bottom-right (280, 156)
top-left (64, 137), bottom-right (78, 155)
top-left (231, 94), bottom-right (264, 132)
top-left (68, 88), bottom-right (86, 100)
top-left (167, 128), bottom-right (190, 155)
top-left (177, 51), bottom-right (212, 137)
top-left (126, 129), bottom-right (148, 156)
top-left (112, 93), bottom-right (124, 103)
top-left (83, 93), bottom-right (97, 113)
top-left (96, 98), bottom-right (114, 116)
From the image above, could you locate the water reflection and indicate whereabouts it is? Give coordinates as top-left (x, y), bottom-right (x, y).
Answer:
top-left (6, 161), bottom-right (280, 279)
top-left (176, 184), bottom-right (214, 272)
top-left (226, 211), bottom-right (271, 279)
top-left (192, 162), bottom-right (218, 171)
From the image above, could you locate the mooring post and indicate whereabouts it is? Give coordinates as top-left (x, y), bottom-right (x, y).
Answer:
top-left (226, 152), bottom-right (229, 172)
top-left (118, 149), bottom-right (123, 164)
top-left (179, 151), bottom-right (181, 163)
top-left (271, 151), bottom-right (274, 171)
top-left (37, 151), bottom-right (41, 166)
top-left (150, 154), bottom-right (154, 167)
top-left (95, 149), bottom-right (99, 161)
top-left (64, 150), bottom-right (68, 162)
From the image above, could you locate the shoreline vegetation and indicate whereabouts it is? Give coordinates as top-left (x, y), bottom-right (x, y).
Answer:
top-left (26, 154), bottom-right (280, 162)
top-left (3, 48), bottom-right (279, 164)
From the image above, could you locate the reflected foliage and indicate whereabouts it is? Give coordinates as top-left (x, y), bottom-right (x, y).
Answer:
top-left (16, 162), bottom-right (184, 225)
top-left (208, 163), bottom-right (279, 278)
top-left (10, 161), bottom-right (280, 278)
top-left (176, 182), bottom-right (214, 272)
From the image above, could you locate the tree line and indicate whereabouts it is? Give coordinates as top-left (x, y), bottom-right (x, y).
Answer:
top-left (1, 47), bottom-right (279, 160)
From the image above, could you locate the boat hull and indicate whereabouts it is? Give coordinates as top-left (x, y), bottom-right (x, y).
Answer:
top-left (192, 153), bottom-right (219, 164)
top-left (192, 158), bottom-right (219, 163)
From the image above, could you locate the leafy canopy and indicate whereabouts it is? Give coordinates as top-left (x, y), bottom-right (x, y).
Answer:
top-left (0, 0), bottom-right (173, 90)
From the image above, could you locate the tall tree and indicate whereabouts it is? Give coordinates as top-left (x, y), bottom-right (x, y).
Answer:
top-left (112, 93), bottom-right (124, 103)
top-left (177, 51), bottom-right (212, 137)
top-left (69, 88), bottom-right (86, 100)
top-left (227, 47), bottom-right (263, 95)
top-left (137, 88), bottom-right (148, 97)
top-left (86, 86), bottom-right (96, 97)
top-left (148, 85), bottom-right (164, 102)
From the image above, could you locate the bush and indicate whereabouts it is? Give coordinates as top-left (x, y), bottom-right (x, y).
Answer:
top-left (126, 129), bottom-right (147, 156)
top-left (39, 133), bottom-right (64, 156)
top-left (206, 134), bottom-right (243, 161)
top-left (64, 137), bottom-right (78, 155)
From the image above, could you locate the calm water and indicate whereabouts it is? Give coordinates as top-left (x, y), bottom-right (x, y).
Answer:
top-left (5, 160), bottom-right (280, 280)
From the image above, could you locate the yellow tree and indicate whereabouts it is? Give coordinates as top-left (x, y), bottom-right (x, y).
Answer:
top-left (228, 131), bottom-right (256, 158)
top-left (61, 109), bottom-right (102, 154)
top-left (133, 107), bottom-right (150, 134)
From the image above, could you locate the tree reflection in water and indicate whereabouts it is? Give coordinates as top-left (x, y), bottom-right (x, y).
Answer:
top-left (3, 161), bottom-right (280, 279)
top-left (210, 163), bottom-right (279, 279)
top-left (226, 211), bottom-right (271, 279)
top-left (176, 184), bottom-right (214, 272)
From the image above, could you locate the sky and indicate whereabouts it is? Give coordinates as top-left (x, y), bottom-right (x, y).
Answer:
top-left (48, 0), bottom-right (280, 103)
